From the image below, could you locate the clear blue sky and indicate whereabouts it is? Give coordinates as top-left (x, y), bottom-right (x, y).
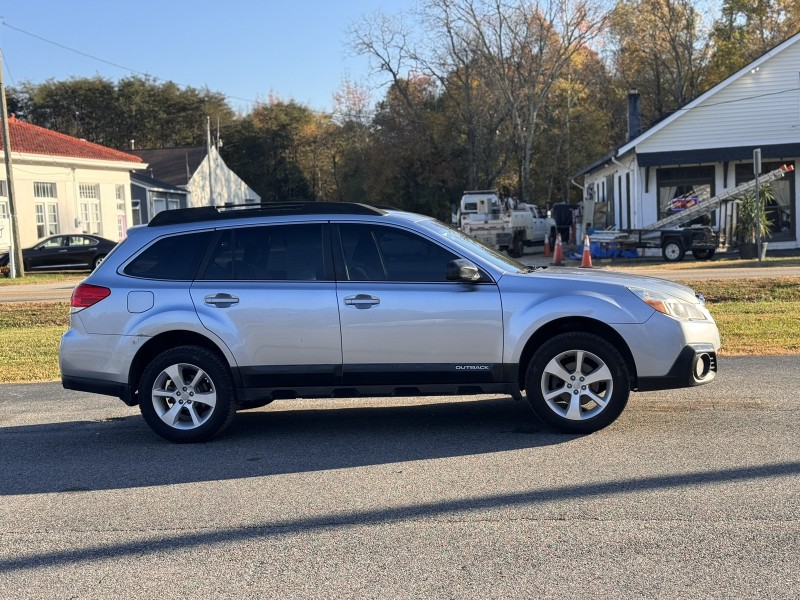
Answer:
top-left (0, 0), bottom-right (416, 114)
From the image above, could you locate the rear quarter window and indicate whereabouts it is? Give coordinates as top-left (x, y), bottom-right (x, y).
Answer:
top-left (123, 231), bottom-right (213, 280)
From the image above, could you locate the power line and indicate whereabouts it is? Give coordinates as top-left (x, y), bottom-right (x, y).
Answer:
top-left (0, 18), bottom-right (261, 107)
top-left (675, 86), bottom-right (799, 111)
top-left (1, 18), bottom-right (797, 119)
top-left (1, 18), bottom-right (153, 78)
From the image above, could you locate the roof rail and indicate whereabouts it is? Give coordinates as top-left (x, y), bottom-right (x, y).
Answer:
top-left (148, 201), bottom-right (386, 227)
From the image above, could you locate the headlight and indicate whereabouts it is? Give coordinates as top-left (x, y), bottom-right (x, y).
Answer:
top-left (628, 286), bottom-right (709, 321)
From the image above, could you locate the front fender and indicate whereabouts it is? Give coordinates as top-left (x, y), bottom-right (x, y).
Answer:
top-left (502, 290), bottom-right (651, 364)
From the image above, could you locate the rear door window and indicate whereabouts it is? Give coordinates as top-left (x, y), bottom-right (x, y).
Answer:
top-left (201, 224), bottom-right (326, 281)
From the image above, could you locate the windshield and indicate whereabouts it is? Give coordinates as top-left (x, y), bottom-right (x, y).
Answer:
top-left (423, 219), bottom-right (530, 272)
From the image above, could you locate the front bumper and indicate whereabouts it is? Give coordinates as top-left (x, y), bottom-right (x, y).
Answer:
top-left (636, 343), bottom-right (717, 391)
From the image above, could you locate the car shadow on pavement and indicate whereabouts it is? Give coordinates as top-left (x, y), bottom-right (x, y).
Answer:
top-left (1, 459), bottom-right (798, 575)
top-left (0, 395), bottom-right (571, 496)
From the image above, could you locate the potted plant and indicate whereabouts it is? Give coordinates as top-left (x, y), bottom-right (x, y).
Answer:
top-left (736, 185), bottom-right (773, 259)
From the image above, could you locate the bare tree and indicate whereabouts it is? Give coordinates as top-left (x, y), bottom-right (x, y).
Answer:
top-left (349, 0), bottom-right (607, 204)
top-left (447, 0), bottom-right (607, 203)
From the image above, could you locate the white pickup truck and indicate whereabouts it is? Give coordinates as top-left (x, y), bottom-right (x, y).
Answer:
top-left (458, 191), bottom-right (555, 257)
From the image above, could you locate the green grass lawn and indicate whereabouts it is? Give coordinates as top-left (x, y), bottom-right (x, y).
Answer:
top-left (0, 302), bottom-right (69, 383)
top-left (0, 272), bottom-right (86, 286)
top-left (0, 277), bottom-right (798, 384)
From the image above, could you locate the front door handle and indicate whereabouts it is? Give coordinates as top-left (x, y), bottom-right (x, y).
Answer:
top-left (344, 294), bottom-right (380, 308)
top-left (204, 293), bottom-right (240, 308)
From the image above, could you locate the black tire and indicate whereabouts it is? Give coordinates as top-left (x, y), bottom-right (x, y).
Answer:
top-left (92, 254), bottom-right (106, 270)
top-left (524, 332), bottom-right (630, 434)
top-left (139, 345), bottom-right (237, 443)
top-left (691, 248), bottom-right (715, 260)
top-left (662, 239), bottom-right (685, 262)
top-left (508, 234), bottom-right (524, 258)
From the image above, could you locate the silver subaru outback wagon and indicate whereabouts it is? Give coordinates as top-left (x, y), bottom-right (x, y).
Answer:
top-left (60, 202), bottom-right (720, 443)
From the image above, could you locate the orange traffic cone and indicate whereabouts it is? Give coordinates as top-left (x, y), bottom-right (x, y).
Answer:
top-left (551, 233), bottom-right (563, 266)
top-left (579, 234), bottom-right (593, 268)
top-left (543, 232), bottom-right (551, 257)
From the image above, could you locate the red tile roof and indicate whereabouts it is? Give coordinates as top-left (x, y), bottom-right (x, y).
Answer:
top-left (1, 116), bottom-right (142, 163)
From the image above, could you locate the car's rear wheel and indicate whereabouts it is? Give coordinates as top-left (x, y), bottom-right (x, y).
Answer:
top-left (524, 332), bottom-right (629, 434)
top-left (139, 346), bottom-right (236, 443)
top-left (92, 254), bottom-right (106, 270)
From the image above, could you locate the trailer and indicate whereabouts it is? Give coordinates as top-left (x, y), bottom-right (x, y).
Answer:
top-left (589, 165), bottom-right (795, 262)
top-left (590, 226), bottom-right (717, 262)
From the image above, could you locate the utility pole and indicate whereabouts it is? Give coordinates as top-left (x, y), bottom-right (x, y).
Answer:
top-left (206, 116), bottom-right (215, 206)
top-left (0, 48), bottom-right (24, 277)
top-left (754, 148), bottom-right (762, 263)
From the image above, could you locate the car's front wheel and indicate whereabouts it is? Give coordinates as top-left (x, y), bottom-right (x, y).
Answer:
top-left (139, 346), bottom-right (237, 443)
top-left (524, 332), bottom-right (630, 434)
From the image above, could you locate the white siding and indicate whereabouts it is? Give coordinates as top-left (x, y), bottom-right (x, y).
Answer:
top-left (186, 146), bottom-right (260, 208)
top-left (639, 41), bottom-right (800, 153)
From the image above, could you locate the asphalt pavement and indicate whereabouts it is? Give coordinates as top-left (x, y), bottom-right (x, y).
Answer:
top-left (0, 355), bottom-right (798, 598)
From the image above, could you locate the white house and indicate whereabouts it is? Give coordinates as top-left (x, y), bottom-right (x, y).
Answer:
top-left (132, 145), bottom-right (259, 209)
top-left (0, 116), bottom-right (143, 250)
top-left (575, 32), bottom-right (800, 251)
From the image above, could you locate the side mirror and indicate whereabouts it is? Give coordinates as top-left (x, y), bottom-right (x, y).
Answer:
top-left (446, 259), bottom-right (482, 282)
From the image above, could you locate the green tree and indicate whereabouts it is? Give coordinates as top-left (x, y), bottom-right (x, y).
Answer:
top-left (10, 76), bottom-right (234, 151)
top-left (609, 0), bottom-right (711, 129)
top-left (707, 0), bottom-right (800, 84)
top-left (533, 46), bottom-right (615, 205)
top-left (14, 76), bottom-right (120, 146)
top-left (221, 100), bottom-right (313, 202)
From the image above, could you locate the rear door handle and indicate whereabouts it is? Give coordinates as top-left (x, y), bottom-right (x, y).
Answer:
top-left (204, 293), bottom-right (240, 308)
top-left (344, 294), bottom-right (380, 308)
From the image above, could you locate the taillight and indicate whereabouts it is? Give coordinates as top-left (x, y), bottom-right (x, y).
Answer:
top-left (70, 283), bottom-right (111, 312)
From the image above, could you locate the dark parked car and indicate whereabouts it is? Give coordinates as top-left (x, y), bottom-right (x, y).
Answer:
top-left (0, 234), bottom-right (117, 272)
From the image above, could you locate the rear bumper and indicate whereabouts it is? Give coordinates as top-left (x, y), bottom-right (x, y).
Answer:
top-left (636, 343), bottom-right (717, 391)
top-left (62, 375), bottom-right (136, 405)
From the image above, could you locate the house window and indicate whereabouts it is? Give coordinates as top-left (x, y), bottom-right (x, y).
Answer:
top-left (115, 184), bottom-right (126, 212)
top-left (34, 182), bottom-right (57, 199)
top-left (736, 162), bottom-right (795, 241)
top-left (131, 200), bottom-right (142, 226)
top-left (656, 166), bottom-right (715, 224)
top-left (79, 183), bottom-right (101, 234)
top-left (35, 202), bottom-right (59, 238)
top-left (0, 181), bottom-right (7, 222)
top-left (152, 194), bottom-right (181, 216)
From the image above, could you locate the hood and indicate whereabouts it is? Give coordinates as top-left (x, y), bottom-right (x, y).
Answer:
top-left (505, 266), bottom-right (701, 303)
